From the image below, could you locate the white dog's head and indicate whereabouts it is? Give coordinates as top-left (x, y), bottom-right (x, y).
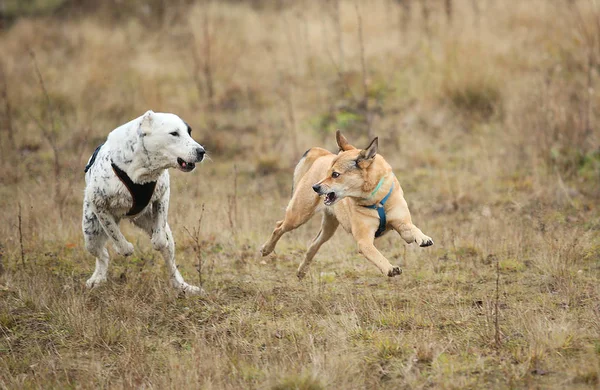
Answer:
top-left (137, 110), bottom-right (205, 172)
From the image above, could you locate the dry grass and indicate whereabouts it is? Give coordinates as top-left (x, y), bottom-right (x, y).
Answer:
top-left (0, 0), bottom-right (599, 388)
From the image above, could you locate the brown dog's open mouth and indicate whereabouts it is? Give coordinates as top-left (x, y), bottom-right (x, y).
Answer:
top-left (324, 191), bottom-right (337, 206)
top-left (177, 157), bottom-right (196, 172)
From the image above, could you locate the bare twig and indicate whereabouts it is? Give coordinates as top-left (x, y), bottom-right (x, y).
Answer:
top-left (282, 83), bottom-right (300, 160)
top-left (355, 2), bottom-right (374, 140)
top-left (28, 49), bottom-right (67, 218)
top-left (0, 62), bottom-right (15, 151)
top-left (278, 14), bottom-right (301, 160)
top-left (494, 254), bottom-right (501, 349)
top-left (282, 13), bottom-right (301, 77)
top-left (18, 203), bottom-right (25, 268)
top-left (189, 1), bottom-right (215, 114)
top-left (471, 0), bottom-right (480, 28)
top-left (325, 48), bottom-right (356, 102)
top-left (397, 0), bottom-right (412, 34)
top-left (445, 0), bottom-right (453, 25)
top-left (0, 243), bottom-right (5, 276)
top-left (421, 0), bottom-right (431, 38)
top-left (227, 165), bottom-right (238, 233)
top-left (555, 166), bottom-right (577, 209)
top-left (330, 0), bottom-right (344, 72)
top-left (355, 3), bottom-right (368, 102)
top-left (29, 51), bottom-right (56, 130)
top-left (190, 37), bottom-right (206, 103)
top-left (184, 203), bottom-right (206, 287)
top-left (585, 51), bottom-right (593, 137)
top-left (202, 5), bottom-right (214, 109)
top-left (28, 50), bottom-right (90, 219)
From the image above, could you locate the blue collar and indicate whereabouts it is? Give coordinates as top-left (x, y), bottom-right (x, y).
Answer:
top-left (363, 180), bottom-right (395, 238)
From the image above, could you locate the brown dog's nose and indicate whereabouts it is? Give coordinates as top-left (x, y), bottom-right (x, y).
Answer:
top-left (312, 184), bottom-right (320, 193)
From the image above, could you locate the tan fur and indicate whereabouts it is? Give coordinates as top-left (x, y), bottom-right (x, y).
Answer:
top-left (260, 131), bottom-right (433, 278)
top-left (292, 147), bottom-right (331, 192)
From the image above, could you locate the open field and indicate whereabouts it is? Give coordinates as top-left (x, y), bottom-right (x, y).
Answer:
top-left (0, 0), bottom-right (599, 388)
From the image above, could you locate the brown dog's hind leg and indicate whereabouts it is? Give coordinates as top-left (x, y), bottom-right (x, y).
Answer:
top-left (297, 212), bottom-right (339, 279)
top-left (260, 188), bottom-right (320, 256)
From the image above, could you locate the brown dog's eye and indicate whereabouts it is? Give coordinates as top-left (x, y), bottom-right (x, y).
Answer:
top-left (332, 172), bottom-right (340, 178)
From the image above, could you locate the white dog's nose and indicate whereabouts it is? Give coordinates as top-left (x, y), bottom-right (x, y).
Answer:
top-left (195, 147), bottom-right (205, 162)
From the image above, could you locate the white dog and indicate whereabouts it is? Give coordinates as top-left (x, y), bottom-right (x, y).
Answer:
top-left (82, 110), bottom-right (205, 294)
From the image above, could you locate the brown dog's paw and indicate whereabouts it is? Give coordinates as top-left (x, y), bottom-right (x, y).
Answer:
top-left (259, 244), bottom-right (273, 257)
top-left (387, 266), bottom-right (402, 277)
top-left (420, 238), bottom-right (434, 247)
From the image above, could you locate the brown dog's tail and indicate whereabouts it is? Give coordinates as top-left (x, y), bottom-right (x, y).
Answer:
top-left (291, 147), bottom-right (331, 196)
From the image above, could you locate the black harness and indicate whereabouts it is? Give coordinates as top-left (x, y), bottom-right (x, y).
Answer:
top-left (84, 143), bottom-right (157, 217)
top-left (111, 163), bottom-right (157, 216)
top-left (84, 143), bottom-right (104, 173)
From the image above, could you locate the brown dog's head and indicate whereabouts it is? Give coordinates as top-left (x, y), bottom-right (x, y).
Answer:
top-left (312, 130), bottom-right (379, 206)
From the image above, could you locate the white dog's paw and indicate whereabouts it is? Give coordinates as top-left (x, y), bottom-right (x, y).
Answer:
top-left (417, 234), bottom-right (434, 247)
top-left (172, 281), bottom-right (205, 296)
top-left (387, 266), bottom-right (403, 277)
top-left (151, 231), bottom-right (168, 251)
top-left (115, 241), bottom-right (134, 256)
top-left (86, 276), bottom-right (107, 289)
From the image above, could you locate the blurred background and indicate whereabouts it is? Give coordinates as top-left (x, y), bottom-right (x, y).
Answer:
top-left (1, 0), bottom-right (599, 214)
top-left (0, 1), bottom-right (599, 388)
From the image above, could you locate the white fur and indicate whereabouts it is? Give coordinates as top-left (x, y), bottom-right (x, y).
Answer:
top-left (82, 110), bottom-right (205, 294)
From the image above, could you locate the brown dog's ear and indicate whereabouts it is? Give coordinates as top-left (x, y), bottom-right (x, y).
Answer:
top-left (336, 130), bottom-right (356, 152)
top-left (356, 137), bottom-right (378, 167)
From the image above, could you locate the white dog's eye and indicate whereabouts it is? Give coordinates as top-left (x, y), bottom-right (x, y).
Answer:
top-left (332, 172), bottom-right (340, 178)
top-left (169, 131), bottom-right (179, 137)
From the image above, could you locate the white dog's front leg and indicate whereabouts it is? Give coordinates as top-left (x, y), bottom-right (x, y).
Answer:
top-left (160, 223), bottom-right (204, 295)
top-left (95, 210), bottom-right (134, 256)
top-left (150, 197), bottom-right (168, 251)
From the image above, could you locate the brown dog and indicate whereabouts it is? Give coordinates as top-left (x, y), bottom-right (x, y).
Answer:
top-left (260, 130), bottom-right (433, 278)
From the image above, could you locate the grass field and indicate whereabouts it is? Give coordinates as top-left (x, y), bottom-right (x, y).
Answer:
top-left (0, 0), bottom-right (599, 388)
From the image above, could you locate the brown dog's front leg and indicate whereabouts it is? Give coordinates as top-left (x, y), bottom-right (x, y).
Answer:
top-left (356, 238), bottom-right (402, 277)
top-left (392, 220), bottom-right (434, 247)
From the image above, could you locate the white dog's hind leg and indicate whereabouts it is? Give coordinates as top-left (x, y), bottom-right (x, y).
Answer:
top-left (83, 205), bottom-right (110, 288)
top-left (86, 246), bottom-right (110, 288)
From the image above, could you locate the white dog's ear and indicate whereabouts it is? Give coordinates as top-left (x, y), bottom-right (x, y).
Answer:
top-left (138, 110), bottom-right (154, 136)
top-left (336, 130), bottom-right (356, 152)
top-left (357, 137), bottom-right (378, 168)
